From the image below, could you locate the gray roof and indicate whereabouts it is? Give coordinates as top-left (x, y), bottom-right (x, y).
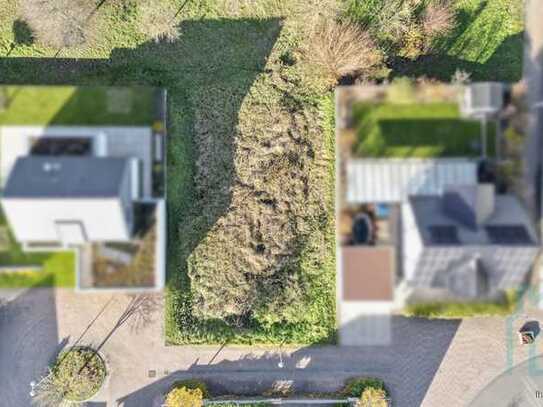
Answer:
top-left (442, 184), bottom-right (495, 230)
top-left (3, 156), bottom-right (129, 198)
top-left (410, 193), bottom-right (538, 246)
top-left (463, 82), bottom-right (504, 115)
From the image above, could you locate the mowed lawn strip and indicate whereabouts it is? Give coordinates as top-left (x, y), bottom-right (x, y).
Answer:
top-left (352, 102), bottom-right (495, 158)
top-left (0, 86), bottom-right (155, 125)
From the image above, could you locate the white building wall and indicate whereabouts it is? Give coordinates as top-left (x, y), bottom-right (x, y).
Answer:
top-left (402, 201), bottom-right (424, 282)
top-left (1, 198), bottom-right (130, 243)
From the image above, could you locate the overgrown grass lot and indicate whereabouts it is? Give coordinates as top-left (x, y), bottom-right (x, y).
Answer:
top-left (0, 0), bottom-right (524, 343)
top-left (352, 102), bottom-right (496, 157)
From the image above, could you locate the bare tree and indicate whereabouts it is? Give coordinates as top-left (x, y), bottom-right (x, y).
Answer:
top-left (422, 1), bottom-right (455, 49)
top-left (30, 370), bottom-right (67, 407)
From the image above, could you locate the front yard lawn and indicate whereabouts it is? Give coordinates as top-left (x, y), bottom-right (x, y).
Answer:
top-left (0, 252), bottom-right (75, 287)
top-left (0, 209), bottom-right (75, 287)
top-left (352, 102), bottom-right (496, 158)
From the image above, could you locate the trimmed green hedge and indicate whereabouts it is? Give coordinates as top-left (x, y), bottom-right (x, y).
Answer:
top-left (403, 291), bottom-right (518, 318)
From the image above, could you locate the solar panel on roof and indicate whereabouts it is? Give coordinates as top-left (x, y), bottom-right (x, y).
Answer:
top-left (428, 225), bottom-right (460, 245)
top-left (485, 225), bottom-right (533, 245)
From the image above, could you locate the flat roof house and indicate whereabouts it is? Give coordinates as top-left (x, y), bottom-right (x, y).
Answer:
top-left (2, 156), bottom-right (136, 245)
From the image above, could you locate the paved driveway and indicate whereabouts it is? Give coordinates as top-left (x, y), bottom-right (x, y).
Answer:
top-left (0, 288), bottom-right (60, 407)
top-left (3, 288), bottom-right (543, 407)
top-left (0, 288), bottom-right (461, 407)
top-left (469, 355), bottom-right (543, 406)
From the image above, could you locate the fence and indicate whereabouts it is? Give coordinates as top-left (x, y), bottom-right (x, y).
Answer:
top-left (202, 397), bottom-right (362, 406)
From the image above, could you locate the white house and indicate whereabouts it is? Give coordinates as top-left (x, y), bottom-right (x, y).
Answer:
top-left (2, 156), bottom-right (138, 248)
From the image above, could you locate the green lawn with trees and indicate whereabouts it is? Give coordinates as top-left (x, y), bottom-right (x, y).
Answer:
top-left (0, 0), bottom-right (525, 343)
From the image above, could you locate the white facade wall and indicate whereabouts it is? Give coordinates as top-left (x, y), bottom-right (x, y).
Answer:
top-left (1, 198), bottom-right (130, 243)
top-left (402, 201), bottom-right (424, 282)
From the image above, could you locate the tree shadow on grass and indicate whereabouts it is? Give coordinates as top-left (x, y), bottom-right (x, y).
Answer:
top-left (390, 32), bottom-right (524, 82)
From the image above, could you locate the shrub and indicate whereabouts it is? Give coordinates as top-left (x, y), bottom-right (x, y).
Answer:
top-left (345, 0), bottom-right (456, 59)
top-left (359, 387), bottom-right (388, 407)
top-left (165, 379), bottom-right (209, 407)
top-left (308, 18), bottom-right (387, 84)
top-left (165, 386), bottom-right (203, 407)
top-left (32, 347), bottom-right (107, 406)
top-left (137, 0), bottom-right (180, 43)
top-left (18, 0), bottom-right (97, 48)
top-left (344, 377), bottom-right (387, 398)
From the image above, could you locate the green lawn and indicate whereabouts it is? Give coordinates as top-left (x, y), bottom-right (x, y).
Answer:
top-left (0, 252), bottom-right (75, 287)
top-left (352, 102), bottom-right (495, 157)
top-left (0, 86), bottom-right (155, 125)
top-left (0, 210), bottom-right (75, 287)
top-left (0, 1), bottom-right (337, 344)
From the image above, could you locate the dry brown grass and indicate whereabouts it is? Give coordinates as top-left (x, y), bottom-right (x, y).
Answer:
top-left (421, 1), bottom-right (455, 51)
top-left (187, 79), bottom-right (332, 319)
top-left (92, 226), bottom-right (156, 288)
top-left (307, 19), bottom-right (385, 84)
top-left (137, 0), bottom-right (180, 43)
top-left (422, 1), bottom-right (455, 38)
top-left (18, 0), bottom-right (97, 48)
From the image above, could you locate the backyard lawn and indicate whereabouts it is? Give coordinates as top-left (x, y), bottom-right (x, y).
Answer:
top-left (352, 102), bottom-right (495, 158)
top-left (0, 86), bottom-right (155, 125)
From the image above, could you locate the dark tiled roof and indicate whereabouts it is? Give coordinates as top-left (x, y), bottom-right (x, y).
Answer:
top-left (3, 156), bottom-right (129, 198)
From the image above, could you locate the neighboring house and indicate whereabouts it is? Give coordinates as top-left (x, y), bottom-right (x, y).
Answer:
top-left (0, 126), bottom-right (166, 291)
top-left (340, 159), bottom-right (538, 304)
top-left (3, 156), bottom-right (136, 246)
top-left (403, 184), bottom-right (539, 299)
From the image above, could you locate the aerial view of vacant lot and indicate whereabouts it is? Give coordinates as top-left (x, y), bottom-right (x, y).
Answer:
top-left (0, 0), bottom-right (524, 347)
